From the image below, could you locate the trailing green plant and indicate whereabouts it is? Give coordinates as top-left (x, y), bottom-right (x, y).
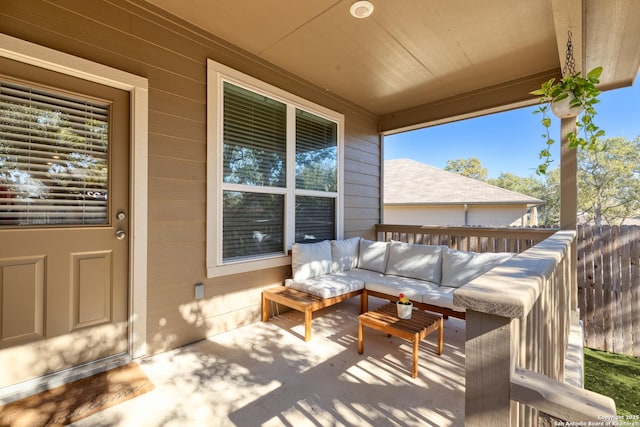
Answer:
top-left (530, 67), bottom-right (605, 175)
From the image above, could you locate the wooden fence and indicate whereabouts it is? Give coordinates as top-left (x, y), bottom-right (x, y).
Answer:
top-left (577, 224), bottom-right (640, 357)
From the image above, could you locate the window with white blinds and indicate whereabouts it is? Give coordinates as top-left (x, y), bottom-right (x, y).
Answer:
top-left (295, 196), bottom-right (336, 242)
top-left (296, 109), bottom-right (337, 192)
top-left (223, 82), bottom-right (287, 187)
top-left (223, 191), bottom-right (284, 260)
top-left (211, 66), bottom-right (343, 269)
top-left (0, 80), bottom-right (110, 226)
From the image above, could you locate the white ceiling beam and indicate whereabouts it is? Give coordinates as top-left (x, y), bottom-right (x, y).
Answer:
top-left (584, 0), bottom-right (640, 90)
top-left (378, 70), bottom-right (559, 134)
top-left (550, 0), bottom-right (584, 76)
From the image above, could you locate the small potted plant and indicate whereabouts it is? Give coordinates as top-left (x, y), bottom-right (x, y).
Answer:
top-left (397, 293), bottom-right (413, 319)
top-left (530, 66), bottom-right (605, 175)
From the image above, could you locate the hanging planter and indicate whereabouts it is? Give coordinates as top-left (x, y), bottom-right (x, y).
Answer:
top-left (550, 94), bottom-right (584, 119)
top-left (530, 31), bottom-right (605, 175)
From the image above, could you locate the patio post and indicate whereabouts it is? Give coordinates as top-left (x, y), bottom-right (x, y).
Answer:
top-left (559, 117), bottom-right (579, 315)
top-left (464, 310), bottom-right (519, 426)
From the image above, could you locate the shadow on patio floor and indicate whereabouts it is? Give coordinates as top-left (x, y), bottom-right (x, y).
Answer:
top-left (72, 297), bottom-right (465, 427)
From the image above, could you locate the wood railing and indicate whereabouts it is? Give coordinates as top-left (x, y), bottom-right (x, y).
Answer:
top-left (375, 225), bottom-right (616, 426)
top-left (375, 224), bottom-right (555, 254)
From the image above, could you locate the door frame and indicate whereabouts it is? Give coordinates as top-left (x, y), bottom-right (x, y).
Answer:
top-left (0, 34), bottom-right (149, 360)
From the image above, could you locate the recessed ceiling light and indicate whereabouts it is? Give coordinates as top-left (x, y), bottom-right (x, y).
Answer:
top-left (350, 1), bottom-right (374, 19)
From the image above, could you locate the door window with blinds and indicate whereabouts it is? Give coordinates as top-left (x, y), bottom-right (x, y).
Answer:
top-left (208, 59), bottom-right (344, 274)
top-left (0, 80), bottom-right (110, 226)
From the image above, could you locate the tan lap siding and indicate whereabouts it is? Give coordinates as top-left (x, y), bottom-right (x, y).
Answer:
top-left (344, 120), bottom-right (382, 239)
top-left (0, 0), bottom-right (381, 354)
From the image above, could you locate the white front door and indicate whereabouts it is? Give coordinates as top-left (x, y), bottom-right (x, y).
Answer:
top-left (0, 57), bottom-right (130, 388)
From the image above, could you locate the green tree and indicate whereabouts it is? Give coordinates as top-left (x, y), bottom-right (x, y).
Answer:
top-left (444, 157), bottom-right (488, 181)
top-left (486, 137), bottom-right (640, 227)
top-left (487, 173), bottom-right (544, 196)
top-left (577, 136), bottom-right (640, 225)
top-left (537, 168), bottom-right (560, 228)
top-left (296, 147), bottom-right (337, 192)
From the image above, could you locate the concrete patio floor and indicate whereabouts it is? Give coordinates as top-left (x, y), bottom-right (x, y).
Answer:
top-left (73, 297), bottom-right (466, 426)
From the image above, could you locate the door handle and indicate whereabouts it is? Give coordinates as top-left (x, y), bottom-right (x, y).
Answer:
top-left (115, 229), bottom-right (126, 240)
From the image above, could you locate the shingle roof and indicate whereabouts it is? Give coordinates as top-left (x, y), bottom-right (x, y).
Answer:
top-left (384, 159), bottom-right (543, 206)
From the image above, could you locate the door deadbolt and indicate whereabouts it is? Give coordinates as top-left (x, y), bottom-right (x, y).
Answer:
top-left (116, 212), bottom-right (126, 220)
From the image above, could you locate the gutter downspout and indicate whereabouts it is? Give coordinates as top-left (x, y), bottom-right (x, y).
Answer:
top-left (464, 203), bottom-right (468, 226)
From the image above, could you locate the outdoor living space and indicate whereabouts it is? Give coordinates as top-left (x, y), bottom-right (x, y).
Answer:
top-left (2, 1), bottom-right (639, 426)
top-left (72, 296), bottom-right (466, 427)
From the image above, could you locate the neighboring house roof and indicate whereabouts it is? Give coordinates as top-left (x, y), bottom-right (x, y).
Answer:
top-left (385, 159), bottom-right (543, 206)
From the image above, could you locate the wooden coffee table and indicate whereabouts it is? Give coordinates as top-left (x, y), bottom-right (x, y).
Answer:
top-left (262, 286), bottom-right (363, 342)
top-left (358, 303), bottom-right (443, 378)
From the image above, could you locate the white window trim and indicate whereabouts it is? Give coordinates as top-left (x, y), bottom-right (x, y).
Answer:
top-left (206, 59), bottom-right (344, 278)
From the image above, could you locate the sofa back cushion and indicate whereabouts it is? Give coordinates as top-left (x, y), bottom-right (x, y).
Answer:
top-left (331, 237), bottom-right (361, 272)
top-left (385, 241), bottom-right (445, 283)
top-left (357, 239), bottom-right (390, 273)
top-left (292, 240), bottom-right (332, 280)
top-left (441, 248), bottom-right (514, 288)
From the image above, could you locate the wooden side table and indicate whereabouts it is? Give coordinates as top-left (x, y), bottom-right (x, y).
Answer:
top-left (262, 286), bottom-right (363, 341)
top-left (358, 303), bottom-right (443, 378)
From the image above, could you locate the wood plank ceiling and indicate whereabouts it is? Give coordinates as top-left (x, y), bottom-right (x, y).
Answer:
top-left (143, 0), bottom-right (640, 133)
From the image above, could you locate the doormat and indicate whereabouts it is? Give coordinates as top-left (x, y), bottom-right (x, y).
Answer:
top-left (0, 362), bottom-right (154, 427)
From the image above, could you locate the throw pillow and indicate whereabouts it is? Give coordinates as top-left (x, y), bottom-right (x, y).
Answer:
top-left (441, 248), bottom-right (514, 288)
top-left (292, 240), bottom-right (332, 280)
top-left (331, 237), bottom-right (361, 272)
top-left (385, 241), bottom-right (445, 283)
top-left (357, 239), bottom-right (390, 273)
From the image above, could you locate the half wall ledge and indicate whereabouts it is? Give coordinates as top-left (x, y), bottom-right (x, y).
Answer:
top-left (452, 230), bottom-right (574, 318)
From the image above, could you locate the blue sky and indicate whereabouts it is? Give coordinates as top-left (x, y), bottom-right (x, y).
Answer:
top-left (384, 74), bottom-right (640, 179)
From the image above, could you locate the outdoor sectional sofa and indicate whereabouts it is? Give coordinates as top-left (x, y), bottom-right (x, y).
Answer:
top-left (263, 237), bottom-right (514, 340)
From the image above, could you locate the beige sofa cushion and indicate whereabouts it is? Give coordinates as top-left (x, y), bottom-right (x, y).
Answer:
top-left (420, 285), bottom-right (463, 313)
top-left (360, 270), bottom-right (438, 303)
top-left (357, 239), bottom-right (390, 273)
top-left (331, 237), bottom-right (361, 272)
top-left (441, 248), bottom-right (513, 288)
top-left (285, 273), bottom-right (365, 299)
top-left (385, 241), bottom-right (445, 283)
top-left (292, 240), bottom-right (332, 280)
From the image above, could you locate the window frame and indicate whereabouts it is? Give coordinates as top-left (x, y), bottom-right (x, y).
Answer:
top-left (206, 59), bottom-right (344, 278)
